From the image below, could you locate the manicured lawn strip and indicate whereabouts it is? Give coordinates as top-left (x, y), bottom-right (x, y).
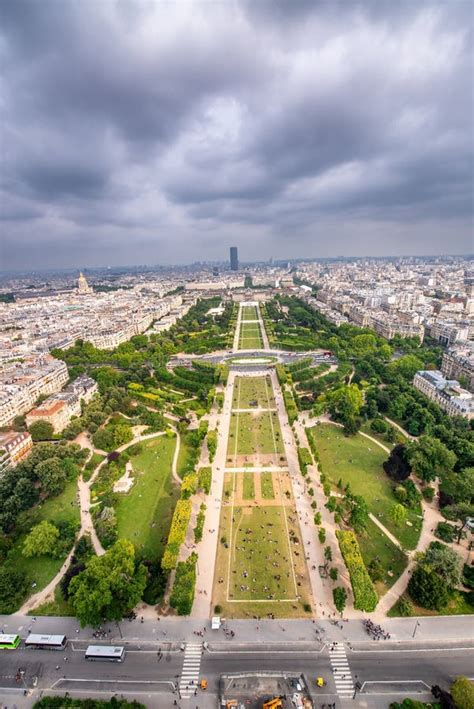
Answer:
top-left (6, 479), bottom-right (80, 598)
top-left (233, 376), bottom-right (275, 409)
top-left (241, 305), bottom-right (259, 321)
top-left (227, 411), bottom-right (285, 457)
top-left (114, 436), bottom-right (179, 562)
top-left (308, 424), bottom-right (421, 550)
top-left (260, 472), bottom-right (275, 499)
top-left (229, 506), bottom-right (295, 600)
top-left (242, 472), bottom-right (255, 499)
top-left (356, 518), bottom-right (408, 594)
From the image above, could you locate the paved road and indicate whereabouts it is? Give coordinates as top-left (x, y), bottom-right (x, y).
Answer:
top-left (2, 639), bottom-right (473, 709)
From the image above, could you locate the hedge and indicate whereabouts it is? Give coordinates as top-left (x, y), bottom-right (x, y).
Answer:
top-left (170, 553), bottom-right (198, 615)
top-left (198, 467), bottom-right (212, 494)
top-left (297, 447), bottom-right (312, 475)
top-left (283, 389), bottom-right (298, 425)
top-left (194, 504), bottom-right (206, 542)
top-left (181, 473), bottom-right (198, 499)
top-left (161, 499), bottom-right (192, 571)
top-left (207, 430), bottom-right (217, 461)
top-left (336, 530), bottom-right (378, 611)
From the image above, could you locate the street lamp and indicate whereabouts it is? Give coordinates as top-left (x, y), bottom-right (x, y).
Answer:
top-left (412, 620), bottom-right (421, 638)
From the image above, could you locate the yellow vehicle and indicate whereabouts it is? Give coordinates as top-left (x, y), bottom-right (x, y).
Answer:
top-left (262, 699), bottom-right (282, 709)
top-left (316, 677), bottom-right (326, 687)
top-left (200, 679), bottom-right (208, 690)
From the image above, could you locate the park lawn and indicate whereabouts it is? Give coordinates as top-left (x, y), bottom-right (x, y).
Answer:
top-left (309, 423), bottom-right (421, 550)
top-left (114, 436), bottom-right (180, 562)
top-left (242, 472), bottom-right (255, 499)
top-left (360, 421), bottom-right (397, 451)
top-left (241, 305), bottom-right (259, 321)
top-left (260, 472), bottom-right (275, 499)
top-left (6, 479), bottom-right (81, 605)
top-left (228, 411), bottom-right (285, 457)
top-left (31, 586), bottom-right (74, 617)
top-left (83, 451), bottom-right (106, 482)
top-left (388, 591), bottom-right (474, 618)
top-left (229, 506), bottom-right (296, 601)
top-left (233, 375), bottom-right (275, 409)
top-left (356, 518), bottom-right (408, 595)
top-left (176, 430), bottom-right (198, 479)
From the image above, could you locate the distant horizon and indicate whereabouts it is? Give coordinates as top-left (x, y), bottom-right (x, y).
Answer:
top-left (1, 252), bottom-right (473, 278)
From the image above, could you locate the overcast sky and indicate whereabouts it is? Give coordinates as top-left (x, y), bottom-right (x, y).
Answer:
top-left (1, 0), bottom-right (473, 271)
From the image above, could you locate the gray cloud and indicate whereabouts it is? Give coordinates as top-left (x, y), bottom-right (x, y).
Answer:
top-left (0, 0), bottom-right (472, 270)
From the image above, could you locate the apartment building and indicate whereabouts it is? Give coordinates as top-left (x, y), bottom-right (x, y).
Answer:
top-left (0, 431), bottom-right (33, 476)
top-left (413, 370), bottom-right (474, 420)
top-left (0, 356), bottom-right (69, 427)
top-left (429, 319), bottom-right (470, 345)
top-left (441, 347), bottom-right (474, 392)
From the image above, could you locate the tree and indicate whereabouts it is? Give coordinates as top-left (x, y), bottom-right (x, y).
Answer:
top-left (28, 420), bottom-right (54, 441)
top-left (406, 436), bottom-right (457, 483)
top-left (423, 542), bottom-right (462, 588)
top-left (348, 494), bottom-right (369, 533)
top-left (333, 586), bottom-right (347, 614)
top-left (68, 539), bottom-right (146, 627)
top-left (383, 445), bottom-right (412, 481)
top-left (388, 354), bottom-right (424, 380)
top-left (0, 565), bottom-right (28, 613)
top-left (451, 676), bottom-right (474, 709)
top-left (408, 565), bottom-right (449, 610)
top-left (391, 503), bottom-right (407, 527)
top-left (444, 503), bottom-right (474, 543)
top-left (35, 457), bottom-right (67, 496)
top-left (328, 384), bottom-right (363, 425)
top-left (23, 521), bottom-right (60, 557)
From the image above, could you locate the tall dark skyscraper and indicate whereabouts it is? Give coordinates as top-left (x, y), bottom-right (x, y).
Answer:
top-left (230, 246), bottom-right (239, 271)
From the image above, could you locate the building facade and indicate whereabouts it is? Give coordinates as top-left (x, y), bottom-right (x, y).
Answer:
top-left (0, 431), bottom-right (33, 476)
top-left (413, 370), bottom-right (474, 420)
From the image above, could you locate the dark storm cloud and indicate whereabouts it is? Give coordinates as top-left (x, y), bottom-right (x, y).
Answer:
top-left (0, 0), bottom-right (472, 270)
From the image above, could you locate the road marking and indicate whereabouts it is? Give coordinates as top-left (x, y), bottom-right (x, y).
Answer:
top-left (179, 643), bottom-right (202, 699)
top-left (329, 643), bottom-right (354, 697)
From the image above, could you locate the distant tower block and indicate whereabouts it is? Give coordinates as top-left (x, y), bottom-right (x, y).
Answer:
top-left (77, 272), bottom-right (92, 294)
top-left (230, 246), bottom-right (239, 271)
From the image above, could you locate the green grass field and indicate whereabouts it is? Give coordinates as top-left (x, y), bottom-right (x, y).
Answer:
top-left (228, 506), bottom-right (296, 601)
top-left (260, 472), bottom-right (275, 499)
top-left (308, 423), bottom-right (421, 550)
top-left (357, 517), bottom-right (408, 594)
top-left (114, 436), bottom-right (180, 561)
top-left (238, 321), bottom-right (263, 349)
top-left (241, 305), bottom-right (259, 320)
top-left (232, 375), bottom-right (275, 409)
top-left (242, 472), bottom-right (255, 499)
top-left (7, 478), bottom-right (81, 604)
top-left (228, 410), bottom-right (285, 457)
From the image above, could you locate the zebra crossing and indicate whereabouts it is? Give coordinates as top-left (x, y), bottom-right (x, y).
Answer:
top-left (328, 642), bottom-right (354, 698)
top-left (179, 642), bottom-right (203, 698)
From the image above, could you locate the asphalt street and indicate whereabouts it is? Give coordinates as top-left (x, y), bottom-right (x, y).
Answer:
top-left (1, 638), bottom-right (473, 709)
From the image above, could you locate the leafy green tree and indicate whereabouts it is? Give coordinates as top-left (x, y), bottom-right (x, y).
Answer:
top-left (23, 521), bottom-right (60, 557)
top-left (408, 565), bottom-right (449, 610)
top-left (28, 420), bottom-right (54, 441)
top-left (333, 586), bottom-right (347, 613)
top-left (406, 436), bottom-right (457, 483)
top-left (328, 384), bottom-right (363, 424)
top-left (423, 542), bottom-right (462, 588)
top-left (451, 676), bottom-right (474, 709)
top-left (0, 565), bottom-right (28, 613)
top-left (35, 457), bottom-right (67, 496)
top-left (388, 354), bottom-right (424, 381)
top-left (348, 494), bottom-right (369, 533)
top-left (68, 539), bottom-right (147, 626)
top-left (383, 445), bottom-right (412, 481)
top-left (391, 503), bottom-right (407, 527)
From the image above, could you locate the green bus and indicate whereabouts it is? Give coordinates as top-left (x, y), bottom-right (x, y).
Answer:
top-left (0, 634), bottom-right (21, 650)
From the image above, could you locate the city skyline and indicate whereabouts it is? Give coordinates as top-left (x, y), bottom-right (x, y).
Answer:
top-left (1, 0), bottom-right (473, 271)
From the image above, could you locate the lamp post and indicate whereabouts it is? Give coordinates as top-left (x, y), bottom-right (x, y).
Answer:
top-left (412, 620), bottom-right (421, 638)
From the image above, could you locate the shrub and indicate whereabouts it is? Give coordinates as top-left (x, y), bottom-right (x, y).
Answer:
top-left (314, 512), bottom-right (322, 525)
top-left (318, 528), bottom-right (326, 543)
top-left (170, 553), bottom-right (197, 615)
top-left (161, 499), bottom-right (192, 571)
top-left (408, 565), bottom-right (449, 610)
top-left (181, 474), bottom-right (198, 499)
top-left (398, 596), bottom-right (414, 617)
top-left (435, 521), bottom-right (457, 543)
top-left (197, 467), bottom-right (212, 494)
top-left (371, 418), bottom-right (387, 434)
top-left (194, 504), bottom-right (206, 543)
top-left (214, 604), bottom-right (222, 614)
top-left (207, 430), bottom-right (218, 461)
top-left (297, 447), bottom-right (312, 475)
top-left (333, 586), bottom-right (347, 613)
top-left (329, 567), bottom-right (338, 581)
top-left (336, 530), bottom-right (378, 612)
top-left (421, 486), bottom-right (435, 502)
